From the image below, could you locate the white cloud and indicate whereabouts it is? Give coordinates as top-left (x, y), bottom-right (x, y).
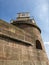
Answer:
top-left (44, 42), bottom-right (49, 59)
top-left (44, 42), bottom-right (49, 45)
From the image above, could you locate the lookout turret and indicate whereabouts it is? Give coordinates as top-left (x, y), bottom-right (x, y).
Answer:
top-left (11, 12), bottom-right (49, 65)
top-left (11, 12), bottom-right (41, 33)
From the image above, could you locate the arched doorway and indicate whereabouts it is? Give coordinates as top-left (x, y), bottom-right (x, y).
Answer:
top-left (36, 40), bottom-right (42, 50)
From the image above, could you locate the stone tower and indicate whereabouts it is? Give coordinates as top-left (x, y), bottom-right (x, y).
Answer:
top-left (0, 12), bottom-right (49, 65)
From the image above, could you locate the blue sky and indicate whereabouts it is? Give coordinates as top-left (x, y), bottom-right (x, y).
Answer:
top-left (0, 0), bottom-right (49, 59)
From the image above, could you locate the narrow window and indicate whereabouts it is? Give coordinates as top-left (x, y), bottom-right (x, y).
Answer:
top-left (36, 40), bottom-right (42, 50)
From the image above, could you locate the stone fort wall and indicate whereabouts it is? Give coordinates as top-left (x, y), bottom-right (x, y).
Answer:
top-left (0, 20), bottom-right (49, 65)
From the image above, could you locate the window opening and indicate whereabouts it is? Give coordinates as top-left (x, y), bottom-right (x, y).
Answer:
top-left (36, 40), bottom-right (42, 50)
